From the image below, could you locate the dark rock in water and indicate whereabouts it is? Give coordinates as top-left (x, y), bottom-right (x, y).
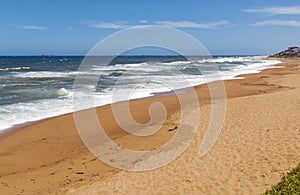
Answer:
top-left (270, 46), bottom-right (300, 58)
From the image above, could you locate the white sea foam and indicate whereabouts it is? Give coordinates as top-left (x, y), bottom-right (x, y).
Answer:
top-left (12, 71), bottom-right (72, 78)
top-left (0, 56), bottom-right (282, 132)
top-left (11, 71), bottom-right (97, 78)
top-left (198, 56), bottom-right (264, 63)
top-left (0, 98), bottom-right (73, 130)
top-left (55, 88), bottom-right (73, 97)
top-left (162, 61), bottom-right (192, 65)
top-left (0, 66), bottom-right (30, 71)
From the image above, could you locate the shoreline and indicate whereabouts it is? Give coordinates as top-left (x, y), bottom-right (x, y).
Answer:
top-left (1, 58), bottom-right (300, 194)
top-left (0, 57), bottom-right (282, 137)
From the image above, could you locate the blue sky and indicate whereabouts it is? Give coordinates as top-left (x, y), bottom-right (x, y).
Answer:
top-left (1, 0), bottom-right (300, 55)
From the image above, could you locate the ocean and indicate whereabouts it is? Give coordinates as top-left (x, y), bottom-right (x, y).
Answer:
top-left (0, 56), bottom-right (281, 131)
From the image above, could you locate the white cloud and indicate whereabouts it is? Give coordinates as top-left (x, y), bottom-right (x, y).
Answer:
top-left (155, 20), bottom-right (230, 29)
top-left (88, 22), bottom-right (129, 29)
top-left (20, 25), bottom-right (47, 30)
top-left (252, 20), bottom-right (300, 27)
top-left (244, 5), bottom-right (300, 15)
top-left (87, 20), bottom-right (230, 29)
top-left (139, 20), bottom-right (148, 24)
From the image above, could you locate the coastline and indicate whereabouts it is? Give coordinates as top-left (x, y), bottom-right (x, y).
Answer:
top-left (0, 57), bottom-right (281, 136)
top-left (0, 58), bottom-right (300, 194)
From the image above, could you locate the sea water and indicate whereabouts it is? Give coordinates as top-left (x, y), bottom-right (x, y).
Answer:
top-left (0, 56), bottom-right (281, 131)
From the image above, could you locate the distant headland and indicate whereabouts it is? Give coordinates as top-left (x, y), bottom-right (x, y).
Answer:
top-left (270, 46), bottom-right (300, 58)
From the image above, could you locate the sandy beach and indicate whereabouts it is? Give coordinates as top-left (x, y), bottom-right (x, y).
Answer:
top-left (0, 58), bottom-right (300, 194)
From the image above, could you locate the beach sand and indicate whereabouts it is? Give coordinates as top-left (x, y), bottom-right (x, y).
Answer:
top-left (0, 59), bottom-right (300, 194)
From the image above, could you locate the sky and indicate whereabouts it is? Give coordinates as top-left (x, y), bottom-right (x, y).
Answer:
top-left (0, 0), bottom-right (300, 55)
